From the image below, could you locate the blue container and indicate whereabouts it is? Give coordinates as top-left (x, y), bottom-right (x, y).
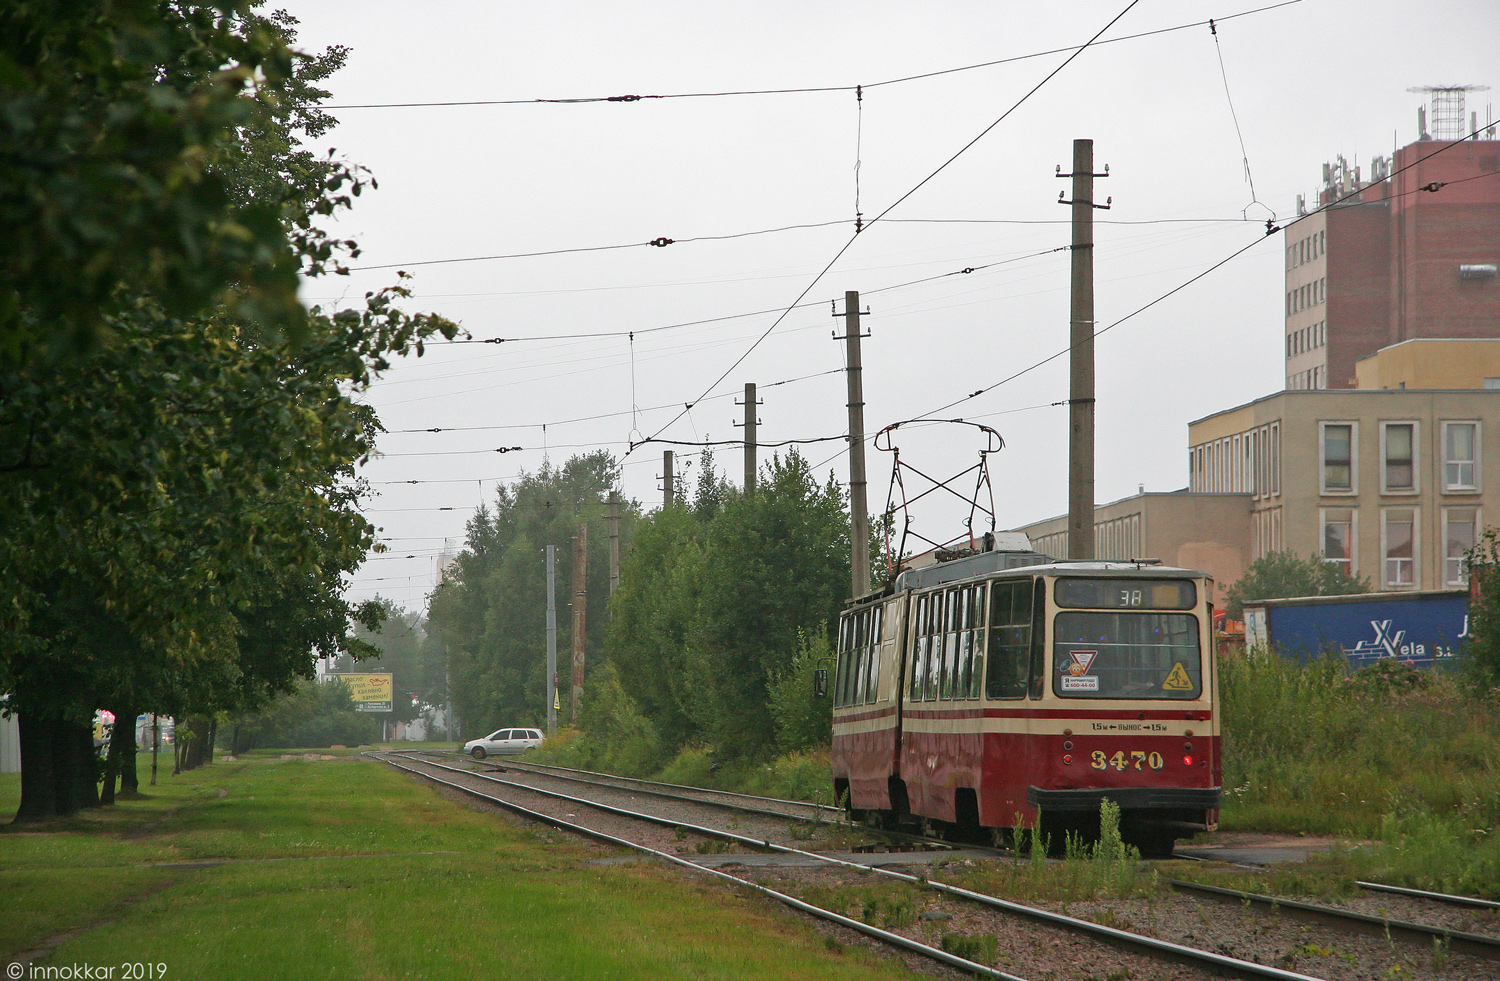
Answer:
top-left (1244, 590), bottom-right (1470, 669)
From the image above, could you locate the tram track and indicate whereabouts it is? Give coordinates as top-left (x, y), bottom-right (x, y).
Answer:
top-left (380, 751), bottom-right (1362, 981)
top-left (447, 751), bottom-right (982, 856)
top-left (419, 749), bottom-right (1500, 965)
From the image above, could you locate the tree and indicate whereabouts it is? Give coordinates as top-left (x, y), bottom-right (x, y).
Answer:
top-left (604, 451), bottom-right (849, 758)
top-left (426, 453), bottom-right (635, 739)
top-left (686, 451), bottom-right (849, 754)
top-left (1223, 550), bottom-right (1372, 618)
top-left (0, 8), bottom-right (458, 821)
top-left (0, 2), bottom-right (361, 362)
top-left (1464, 528), bottom-right (1500, 691)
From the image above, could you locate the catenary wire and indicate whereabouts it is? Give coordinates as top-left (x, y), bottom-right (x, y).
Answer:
top-left (324, 1), bottom-right (1300, 109)
top-left (628, 1), bottom-right (1144, 456)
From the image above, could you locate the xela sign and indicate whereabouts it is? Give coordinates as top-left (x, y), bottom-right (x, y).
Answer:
top-left (331, 673), bottom-right (393, 712)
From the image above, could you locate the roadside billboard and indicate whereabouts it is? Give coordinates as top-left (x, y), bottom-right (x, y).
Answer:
top-left (1243, 589), bottom-right (1469, 669)
top-left (330, 673), bottom-right (394, 712)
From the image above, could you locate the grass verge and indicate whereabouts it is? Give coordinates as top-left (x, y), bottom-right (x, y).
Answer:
top-left (1, 756), bottom-right (921, 979)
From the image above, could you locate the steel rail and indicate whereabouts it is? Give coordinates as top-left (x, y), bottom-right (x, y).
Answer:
top-left (484, 757), bottom-right (838, 822)
top-left (1166, 879), bottom-right (1500, 960)
top-left (387, 752), bottom-right (1324, 981)
top-left (429, 752), bottom-right (984, 856)
top-left (456, 752), bottom-right (844, 816)
top-left (1355, 880), bottom-right (1500, 911)
top-left (375, 753), bottom-right (1027, 981)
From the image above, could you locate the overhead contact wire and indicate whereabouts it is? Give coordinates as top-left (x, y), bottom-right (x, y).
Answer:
top-left (629, 0), bottom-right (1144, 456)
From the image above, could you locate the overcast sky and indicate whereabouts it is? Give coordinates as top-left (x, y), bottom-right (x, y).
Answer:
top-left (274, 0), bottom-right (1499, 611)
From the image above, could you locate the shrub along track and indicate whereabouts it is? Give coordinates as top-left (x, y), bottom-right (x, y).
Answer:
top-left (380, 751), bottom-right (1453, 981)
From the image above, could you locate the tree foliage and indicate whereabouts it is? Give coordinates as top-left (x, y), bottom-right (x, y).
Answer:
top-left (225, 678), bottom-right (380, 752)
top-left (1223, 550), bottom-right (1372, 618)
top-left (0, 6), bottom-right (457, 821)
top-left (606, 451), bottom-right (850, 758)
top-left (0, 2), bottom-right (364, 362)
top-left (1465, 528), bottom-right (1500, 692)
top-left (425, 452), bottom-right (633, 739)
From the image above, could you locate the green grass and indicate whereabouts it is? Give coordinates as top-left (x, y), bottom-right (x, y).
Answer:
top-left (1217, 652), bottom-right (1500, 898)
top-left (1, 756), bottom-right (922, 979)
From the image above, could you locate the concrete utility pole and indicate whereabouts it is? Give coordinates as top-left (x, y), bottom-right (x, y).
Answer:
top-left (545, 545), bottom-right (557, 735)
top-left (662, 450), bottom-right (675, 508)
top-left (1058, 139), bottom-right (1109, 560)
top-left (740, 382), bottom-right (759, 495)
top-left (607, 491), bottom-right (621, 597)
top-left (843, 291), bottom-right (871, 597)
top-left (570, 524), bottom-right (587, 723)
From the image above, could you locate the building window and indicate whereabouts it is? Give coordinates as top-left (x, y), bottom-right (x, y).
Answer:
top-left (1382, 508), bottom-right (1417, 587)
top-left (1381, 422), bottom-right (1417, 493)
top-left (1270, 422), bottom-right (1280, 496)
top-left (1444, 508), bottom-right (1478, 586)
top-left (1322, 508), bottom-right (1354, 574)
top-left (1442, 421), bottom-right (1479, 491)
top-left (1321, 422), bottom-right (1356, 493)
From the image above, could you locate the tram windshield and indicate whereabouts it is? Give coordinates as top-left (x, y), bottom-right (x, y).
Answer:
top-left (1051, 611), bottom-right (1202, 700)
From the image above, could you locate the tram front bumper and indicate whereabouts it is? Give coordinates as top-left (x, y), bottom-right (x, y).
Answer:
top-left (1027, 785), bottom-right (1222, 812)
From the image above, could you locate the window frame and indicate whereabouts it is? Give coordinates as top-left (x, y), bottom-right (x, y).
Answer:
top-left (1442, 507), bottom-right (1478, 587)
top-left (1320, 507), bottom-right (1357, 576)
top-left (1380, 420), bottom-right (1419, 495)
top-left (1319, 421), bottom-right (1358, 495)
top-left (1441, 420), bottom-right (1480, 493)
top-left (1381, 507), bottom-right (1419, 589)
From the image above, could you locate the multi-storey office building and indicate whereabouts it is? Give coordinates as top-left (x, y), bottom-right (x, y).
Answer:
top-left (1187, 387), bottom-right (1499, 591)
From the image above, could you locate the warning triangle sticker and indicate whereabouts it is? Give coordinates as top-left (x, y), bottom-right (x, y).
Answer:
top-left (1067, 650), bottom-right (1098, 676)
top-left (1162, 662), bottom-right (1194, 691)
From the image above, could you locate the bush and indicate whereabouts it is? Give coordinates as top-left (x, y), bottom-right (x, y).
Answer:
top-left (767, 627), bottom-right (834, 754)
top-left (225, 679), bottom-right (380, 751)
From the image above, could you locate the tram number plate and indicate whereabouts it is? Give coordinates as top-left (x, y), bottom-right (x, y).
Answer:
top-left (1091, 750), bottom-right (1164, 771)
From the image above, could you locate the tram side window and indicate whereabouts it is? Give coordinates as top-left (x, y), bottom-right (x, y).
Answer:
top-left (985, 579), bottom-right (1032, 699)
top-left (940, 587), bottom-right (959, 699)
top-left (924, 591), bottom-right (936, 699)
top-left (966, 584), bottom-right (986, 699)
top-left (951, 586), bottom-right (968, 699)
top-left (835, 615), bottom-right (854, 707)
top-left (862, 605), bottom-right (883, 703)
top-left (908, 594), bottom-right (929, 701)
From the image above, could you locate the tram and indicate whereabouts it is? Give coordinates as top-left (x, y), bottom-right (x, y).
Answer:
top-left (830, 543), bottom-right (1221, 856)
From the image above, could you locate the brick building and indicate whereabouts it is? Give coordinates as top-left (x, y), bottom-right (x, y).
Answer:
top-left (1284, 94), bottom-right (1500, 390)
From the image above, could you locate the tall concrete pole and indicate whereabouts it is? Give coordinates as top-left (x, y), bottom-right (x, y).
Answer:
top-left (742, 382), bottom-right (758, 495)
top-left (570, 525), bottom-right (587, 722)
top-left (1062, 139), bottom-right (1106, 560)
top-left (545, 545), bottom-right (557, 735)
top-left (663, 450), bottom-right (675, 508)
top-left (607, 491), bottom-right (621, 597)
top-left (844, 291), bottom-right (870, 597)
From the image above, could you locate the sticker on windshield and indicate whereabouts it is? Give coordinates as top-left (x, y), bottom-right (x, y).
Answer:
top-left (1162, 661), bottom-right (1194, 691)
top-left (1065, 649), bottom-right (1098, 676)
top-left (1061, 675), bottom-right (1099, 691)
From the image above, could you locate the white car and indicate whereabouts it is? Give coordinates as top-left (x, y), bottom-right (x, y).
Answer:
top-left (463, 727), bottom-right (543, 759)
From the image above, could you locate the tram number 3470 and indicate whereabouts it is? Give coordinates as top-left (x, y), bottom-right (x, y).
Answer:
top-left (1091, 750), bottom-right (1165, 771)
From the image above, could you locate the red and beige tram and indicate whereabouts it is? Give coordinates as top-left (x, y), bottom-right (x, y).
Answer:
top-left (830, 548), bottom-right (1220, 855)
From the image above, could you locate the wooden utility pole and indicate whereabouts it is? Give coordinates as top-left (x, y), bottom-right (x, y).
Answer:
top-left (1059, 139), bottom-right (1108, 560)
top-left (545, 545), bottom-right (557, 735)
top-left (741, 382), bottom-right (758, 495)
top-left (662, 450), bottom-right (675, 508)
top-left (843, 291), bottom-right (870, 597)
top-left (607, 491), bottom-right (621, 597)
top-left (570, 525), bottom-right (587, 722)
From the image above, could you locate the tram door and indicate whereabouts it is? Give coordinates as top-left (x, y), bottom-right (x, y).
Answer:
top-left (981, 576), bottom-right (1044, 825)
